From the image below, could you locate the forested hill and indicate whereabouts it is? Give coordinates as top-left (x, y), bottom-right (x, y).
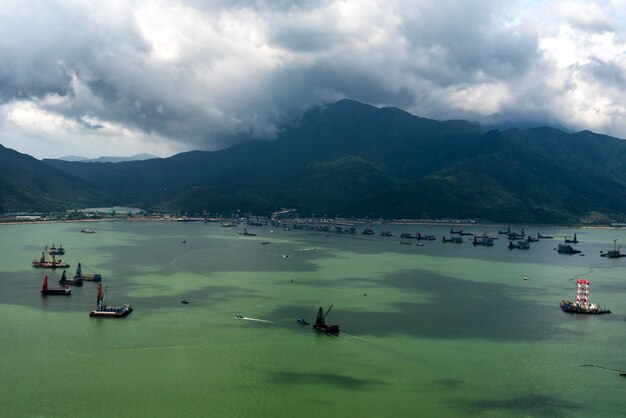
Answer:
top-left (4, 99), bottom-right (626, 223)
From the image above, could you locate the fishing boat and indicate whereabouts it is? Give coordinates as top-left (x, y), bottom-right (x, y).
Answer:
top-left (560, 278), bottom-right (610, 315)
top-left (47, 244), bottom-right (65, 255)
top-left (312, 305), bottom-right (340, 335)
top-left (362, 228), bottom-right (375, 235)
top-left (74, 263), bottom-right (102, 282)
top-left (564, 233), bottom-right (579, 244)
top-left (442, 236), bottom-right (463, 243)
top-left (59, 270), bottom-right (83, 286)
top-left (32, 251), bottom-right (70, 268)
top-left (537, 232), bottom-right (553, 239)
top-left (89, 284), bottom-right (132, 317)
top-left (40, 275), bottom-right (71, 296)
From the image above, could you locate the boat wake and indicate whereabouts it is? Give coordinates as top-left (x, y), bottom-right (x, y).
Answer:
top-left (235, 316), bottom-right (276, 324)
top-left (580, 364), bottom-right (625, 373)
top-left (339, 331), bottom-right (416, 361)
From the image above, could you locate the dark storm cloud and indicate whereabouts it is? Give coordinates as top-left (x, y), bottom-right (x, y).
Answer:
top-left (1, 0), bottom-right (625, 158)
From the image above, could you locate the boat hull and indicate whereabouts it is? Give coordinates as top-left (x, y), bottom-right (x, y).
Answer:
top-left (41, 289), bottom-right (71, 296)
top-left (33, 262), bottom-right (70, 268)
top-left (313, 324), bottom-right (340, 334)
top-left (560, 300), bottom-right (610, 315)
top-left (89, 307), bottom-right (133, 318)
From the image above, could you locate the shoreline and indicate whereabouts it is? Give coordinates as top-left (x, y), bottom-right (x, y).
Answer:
top-left (0, 217), bottom-right (621, 230)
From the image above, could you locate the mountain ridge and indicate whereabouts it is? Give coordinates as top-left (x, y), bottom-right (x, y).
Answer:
top-left (3, 99), bottom-right (626, 223)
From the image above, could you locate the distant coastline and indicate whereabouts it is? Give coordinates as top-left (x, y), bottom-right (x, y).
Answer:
top-left (0, 216), bottom-right (620, 230)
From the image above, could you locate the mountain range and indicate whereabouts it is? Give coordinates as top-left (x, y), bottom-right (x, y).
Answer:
top-left (57, 153), bottom-right (159, 163)
top-left (2, 99), bottom-right (626, 224)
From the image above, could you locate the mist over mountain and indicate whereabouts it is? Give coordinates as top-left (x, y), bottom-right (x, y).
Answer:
top-left (3, 99), bottom-right (626, 223)
top-left (57, 154), bottom-right (159, 163)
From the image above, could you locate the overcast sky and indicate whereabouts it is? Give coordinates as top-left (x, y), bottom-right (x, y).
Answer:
top-left (1, 0), bottom-right (625, 159)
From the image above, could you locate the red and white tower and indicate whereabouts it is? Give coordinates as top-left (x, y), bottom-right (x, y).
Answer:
top-left (576, 278), bottom-right (590, 306)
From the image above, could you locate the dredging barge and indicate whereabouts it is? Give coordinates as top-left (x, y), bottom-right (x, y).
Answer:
top-left (89, 284), bottom-right (132, 317)
top-left (560, 278), bottom-right (610, 315)
top-left (32, 251), bottom-right (70, 269)
top-left (312, 305), bottom-right (340, 335)
top-left (40, 276), bottom-right (71, 296)
top-left (74, 263), bottom-right (102, 282)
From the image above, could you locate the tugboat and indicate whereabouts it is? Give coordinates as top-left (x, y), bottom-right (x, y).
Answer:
top-left (312, 305), bottom-right (340, 335)
top-left (32, 251), bottom-right (70, 269)
top-left (40, 276), bottom-right (71, 296)
top-left (59, 270), bottom-right (83, 287)
top-left (74, 263), bottom-right (102, 282)
top-left (47, 244), bottom-right (65, 255)
top-left (560, 278), bottom-right (610, 315)
top-left (600, 239), bottom-right (625, 258)
top-left (89, 284), bottom-right (132, 317)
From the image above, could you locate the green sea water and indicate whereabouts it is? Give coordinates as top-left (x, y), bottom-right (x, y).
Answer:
top-left (0, 221), bottom-right (624, 417)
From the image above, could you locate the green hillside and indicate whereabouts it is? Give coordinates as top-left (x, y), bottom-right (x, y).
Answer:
top-left (5, 99), bottom-right (626, 223)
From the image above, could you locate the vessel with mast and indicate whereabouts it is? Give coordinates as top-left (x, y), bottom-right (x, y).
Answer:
top-left (600, 239), bottom-right (625, 258)
top-left (74, 262), bottom-right (102, 282)
top-left (32, 251), bottom-right (70, 269)
top-left (40, 275), bottom-right (71, 296)
top-left (312, 305), bottom-right (340, 335)
top-left (89, 283), bottom-right (132, 317)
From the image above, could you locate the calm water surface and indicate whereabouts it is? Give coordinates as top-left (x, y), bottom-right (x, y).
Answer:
top-left (0, 221), bottom-right (624, 417)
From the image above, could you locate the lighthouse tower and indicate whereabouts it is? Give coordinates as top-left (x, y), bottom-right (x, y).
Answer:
top-left (576, 278), bottom-right (590, 307)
